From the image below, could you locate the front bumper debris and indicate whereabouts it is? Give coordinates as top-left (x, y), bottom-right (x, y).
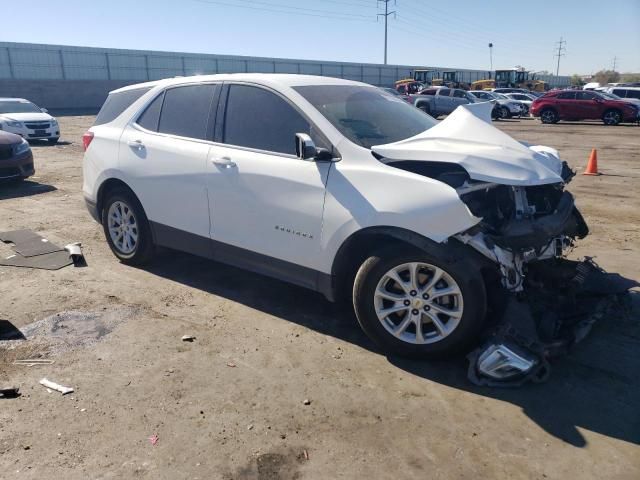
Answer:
top-left (467, 258), bottom-right (638, 387)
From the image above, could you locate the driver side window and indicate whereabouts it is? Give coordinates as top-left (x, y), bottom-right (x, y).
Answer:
top-left (223, 85), bottom-right (321, 156)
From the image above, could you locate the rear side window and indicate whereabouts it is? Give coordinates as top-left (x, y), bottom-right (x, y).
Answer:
top-left (611, 89), bottom-right (625, 97)
top-left (94, 87), bottom-right (151, 126)
top-left (223, 85), bottom-right (310, 155)
top-left (626, 90), bottom-right (640, 99)
top-left (137, 92), bottom-right (164, 132)
top-left (557, 92), bottom-right (576, 99)
top-left (437, 89), bottom-right (451, 97)
top-left (157, 85), bottom-right (217, 140)
top-left (452, 89), bottom-right (466, 98)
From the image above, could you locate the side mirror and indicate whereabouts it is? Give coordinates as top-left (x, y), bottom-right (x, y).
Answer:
top-left (40, 108), bottom-right (48, 113)
top-left (295, 133), bottom-right (317, 160)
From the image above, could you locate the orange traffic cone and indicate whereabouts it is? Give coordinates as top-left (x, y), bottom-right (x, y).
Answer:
top-left (583, 148), bottom-right (600, 176)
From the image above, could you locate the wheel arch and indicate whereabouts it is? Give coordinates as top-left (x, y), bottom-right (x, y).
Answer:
top-left (328, 226), bottom-right (490, 303)
top-left (96, 178), bottom-right (144, 225)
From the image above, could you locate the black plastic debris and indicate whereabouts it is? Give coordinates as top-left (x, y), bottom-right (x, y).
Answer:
top-left (0, 230), bottom-right (85, 270)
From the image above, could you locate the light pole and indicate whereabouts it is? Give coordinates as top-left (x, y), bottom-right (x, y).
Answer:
top-left (488, 43), bottom-right (493, 76)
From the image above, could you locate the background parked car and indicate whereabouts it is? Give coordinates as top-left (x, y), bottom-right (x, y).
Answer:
top-left (0, 98), bottom-right (60, 144)
top-left (601, 86), bottom-right (640, 101)
top-left (408, 87), bottom-right (474, 118)
top-left (531, 90), bottom-right (640, 125)
top-left (503, 92), bottom-right (537, 115)
top-left (0, 130), bottom-right (34, 182)
top-left (468, 91), bottom-right (524, 118)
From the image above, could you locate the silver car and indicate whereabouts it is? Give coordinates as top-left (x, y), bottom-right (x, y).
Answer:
top-left (468, 91), bottom-right (524, 118)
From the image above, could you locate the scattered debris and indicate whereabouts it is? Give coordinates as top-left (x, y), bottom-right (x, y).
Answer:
top-left (302, 399), bottom-right (311, 405)
top-left (247, 424), bottom-right (254, 430)
top-left (181, 335), bottom-right (196, 342)
top-left (0, 229), bottom-right (84, 270)
top-left (0, 387), bottom-right (20, 399)
top-left (64, 242), bottom-right (87, 267)
top-left (227, 362), bottom-right (237, 368)
top-left (149, 434), bottom-right (159, 446)
top-left (303, 450), bottom-right (309, 461)
top-left (39, 378), bottom-right (74, 395)
top-left (13, 359), bottom-right (54, 367)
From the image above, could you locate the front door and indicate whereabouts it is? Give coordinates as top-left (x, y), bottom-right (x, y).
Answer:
top-left (206, 83), bottom-right (332, 285)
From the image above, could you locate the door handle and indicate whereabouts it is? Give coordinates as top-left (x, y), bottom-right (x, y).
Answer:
top-left (211, 156), bottom-right (237, 168)
top-left (128, 139), bottom-right (145, 150)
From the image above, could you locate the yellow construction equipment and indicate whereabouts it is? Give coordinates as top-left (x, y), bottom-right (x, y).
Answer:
top-left (471, 68), bottom-right (546, 91)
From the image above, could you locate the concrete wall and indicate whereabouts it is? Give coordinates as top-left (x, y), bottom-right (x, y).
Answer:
top-left (0, 79), bottom-right (133, 114)
top-left (0, 42), bottom-right (572, 112)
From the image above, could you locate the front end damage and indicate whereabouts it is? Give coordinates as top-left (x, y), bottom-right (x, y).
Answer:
top-left (454, 178), bottom-right (636, 387)
top-left (372, 103), bottom-right (637, 386)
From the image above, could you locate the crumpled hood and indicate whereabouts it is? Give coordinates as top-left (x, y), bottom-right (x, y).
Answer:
top-left (0, 112), bottom-right (53, 122)
top-left (372, 102), bottom-right (564, 186)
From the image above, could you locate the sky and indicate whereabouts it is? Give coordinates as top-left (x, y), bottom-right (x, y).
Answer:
top-left (3, 0), bottom-right (639, 74)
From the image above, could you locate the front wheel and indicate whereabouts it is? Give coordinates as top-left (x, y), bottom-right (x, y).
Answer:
top-left (602, 109), bottom-right (621, 126)
top-left (498, 106), bottom-right (510, 119)
top-left (353, 246), bottom-right (487, 359)
top-left (540, 108), bottom-right (559, 124)
top-left (102, 188), bottom-right (155, 265)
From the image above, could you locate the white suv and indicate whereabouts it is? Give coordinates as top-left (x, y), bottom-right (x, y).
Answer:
top-left (82, 74), bottom-right (589, 365)
top-left (0, 98), bottom-right (60, 144)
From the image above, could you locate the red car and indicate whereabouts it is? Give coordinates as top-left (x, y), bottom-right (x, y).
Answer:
top-left (530, 90), bottom-right (639, 125)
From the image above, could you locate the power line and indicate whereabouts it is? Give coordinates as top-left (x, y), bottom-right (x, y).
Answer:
top-left (378, 1), bottom-right (396, 64)
top-left (194, 0), bottom-right (375, 22)
top-left (554, 36), bottom-right (566, 76)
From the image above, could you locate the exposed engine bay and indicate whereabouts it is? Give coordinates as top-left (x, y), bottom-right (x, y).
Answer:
top-left (386, 158), bottom-right (637, 387)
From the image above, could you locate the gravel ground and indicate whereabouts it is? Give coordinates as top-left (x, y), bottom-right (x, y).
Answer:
top-left (0, 115), bottom-right (638, 479)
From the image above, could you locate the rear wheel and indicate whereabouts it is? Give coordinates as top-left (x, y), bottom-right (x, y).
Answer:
top-left (498, 106), bottom-right (510, 119)
top-left (102, 188), bottom-right (155, 265)
top-left (353, 246), bottom-right (487, 359)
top-left (540, 108), bottom-right (559, 124)
top-left (602, 109), bottom-right (621, 126)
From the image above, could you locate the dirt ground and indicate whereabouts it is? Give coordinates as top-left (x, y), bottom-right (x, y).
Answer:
top-left (1, 115), bottom-right (638, 479)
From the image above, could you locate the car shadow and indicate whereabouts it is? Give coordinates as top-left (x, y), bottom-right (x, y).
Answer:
top-left (27, 140), bottom-right (73, 147)
top-left (141, 250), bottom-right (640, 448)
top-left (0, 180), bottom-right (57, 200)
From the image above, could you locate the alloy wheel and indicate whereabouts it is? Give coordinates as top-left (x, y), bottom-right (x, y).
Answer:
top-left (603, 110), bottom-right (621, 125)
top-left (107, 201), bottom-right (138, 255)
top-left (374, 262), bottom-right (464, 345)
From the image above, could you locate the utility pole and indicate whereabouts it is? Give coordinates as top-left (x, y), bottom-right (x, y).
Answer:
top-left (377, 0), bottom-right (395, 65)
top-left (612, 56), bottom-right (618, 71)
top-left (488, 43), bottom-right (493, 73)
top-left (554, 36), bottom-right (566, 77)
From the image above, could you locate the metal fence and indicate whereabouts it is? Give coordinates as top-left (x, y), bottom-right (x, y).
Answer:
top-left (0, 42), bottom-right (571, 87)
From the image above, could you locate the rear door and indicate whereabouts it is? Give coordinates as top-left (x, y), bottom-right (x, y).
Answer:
top-left (554, 91), bottom-right (577, 118)
top-left (119, 83), bottom-right (219, 253)
top-left (205, 83), bottom-right (332, 280)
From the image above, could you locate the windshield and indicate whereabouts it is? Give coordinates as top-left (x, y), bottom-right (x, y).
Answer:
top-left (493, 93), bottom-right (509, 99)
top-left (294, 85), bottom-right (437, 149)
top-left (0, 100), bottom-right (41, 114)
top-left (600, 92), bottom-right (621, 100)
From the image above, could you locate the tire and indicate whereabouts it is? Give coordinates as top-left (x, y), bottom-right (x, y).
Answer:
top-left (602, 109), bottom-right (621, 126)
top-left (353, 245), bottom-right (487, 359)
top-left (540, 108), bottom-right (559, 124)
top-left (499, 106), bottom-right (510, 119)
top-left (47, 137), bottom-right (59, 145)
top-left (417, 103), bottom-right (431, 116)
top-left (102, 187), bottom-right (155, 265)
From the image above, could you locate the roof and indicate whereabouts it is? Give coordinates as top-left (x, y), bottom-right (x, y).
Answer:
top-left (110, 74), bottom-right (369, 94)
top-left (0, 98), bottom-right (29, 102)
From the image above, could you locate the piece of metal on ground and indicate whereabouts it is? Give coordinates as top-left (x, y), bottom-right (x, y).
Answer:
top-left (0, 387), bottom-right (20, 398)
top-left (14, 359), bottom-right (55, 366)
top-left (0, 229), bottom-right (64, 257)
top-left (0, 250), bottom-right (73, 270)
top-left (64, 242), bottom-right (87, 267)
top-left (39, 378), bottom-right (74, 395)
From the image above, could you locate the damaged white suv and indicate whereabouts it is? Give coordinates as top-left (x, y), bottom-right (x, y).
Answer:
top-left (84, 75), bottom-right (618, 385)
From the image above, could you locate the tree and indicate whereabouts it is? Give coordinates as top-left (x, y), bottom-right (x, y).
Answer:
top-left (621, 73), bottom-right (640, 83)
top-left (593, 69), bottom-right (620, 85)
top-left (570, 74), bottom-right (584, 86)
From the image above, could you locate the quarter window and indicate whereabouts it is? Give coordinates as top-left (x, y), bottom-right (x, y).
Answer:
top-left (94, 87), bottom-right (151, 126)
top-left (157, 84), bottom-right (217, 140)
top-left (577, 91), bottom-right (598, 100)
top-left (223, 85), bottom-right (311, 155)
top-left (137, 92), bottom-right (164, 132)
top-left (557, 92), bottom-right (576, 100)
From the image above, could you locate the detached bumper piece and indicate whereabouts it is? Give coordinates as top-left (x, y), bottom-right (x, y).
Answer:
top-left (468, 258), bottom-right (638, 387)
